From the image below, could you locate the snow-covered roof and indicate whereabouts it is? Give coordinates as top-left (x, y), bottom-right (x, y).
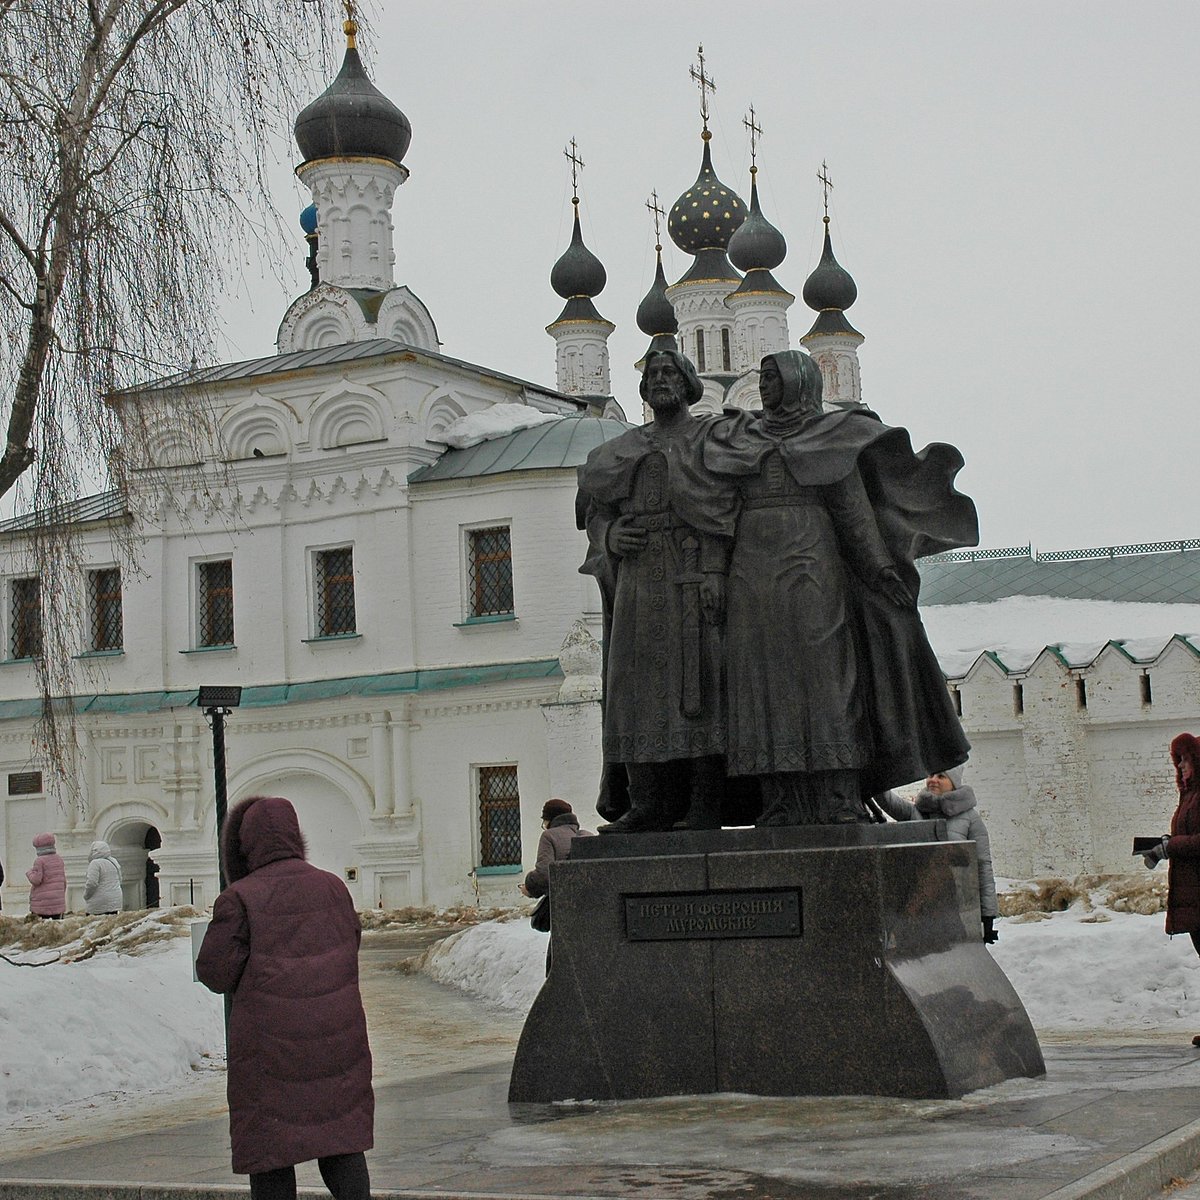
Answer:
top-left (922, 595), bottom-right (1200, 680)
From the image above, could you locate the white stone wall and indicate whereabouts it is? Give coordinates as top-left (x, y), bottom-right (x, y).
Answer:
top-left (295, 158), bottom-right (407, 291)
top-left (0, 357), bottom-right (597, 914)
top-left (952, 639), bottom-right (1200, 878)
top-left (548, 322), bottom-right (613, 398)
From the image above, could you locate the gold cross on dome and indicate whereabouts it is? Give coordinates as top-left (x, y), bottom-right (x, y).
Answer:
top-left (818, 159), bottom-right (834, 222)
top-left (689, 45), bottom-right (716, 133)
top-left (646, 190), bottom-right (666, 251)
top-left (743, 106), bottom-right (763, 169)
top-left (564, 137), bottom-right (585, 203)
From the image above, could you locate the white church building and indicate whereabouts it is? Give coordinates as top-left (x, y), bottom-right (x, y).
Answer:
top-left (1, 24), bottom-right (1198, 913)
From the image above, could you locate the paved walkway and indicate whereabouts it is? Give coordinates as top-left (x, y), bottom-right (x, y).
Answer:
top-left (3, 1036), bottom-right (1200, 1200)
top-left (4, 928), bottom-right (1200, 1200)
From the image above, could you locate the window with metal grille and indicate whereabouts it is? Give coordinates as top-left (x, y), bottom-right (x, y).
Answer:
top-left (87, 567), bottom-right (123, 651)
top-left (478, 764), bottom-right (521, 867)
top-left (8, 770), bottom-right (42, 795)
top-left (721, 327), bottom-right (732, 371)
top-left (467, 527), bottom-right (514, 617)
top-left (695, 329), bottom-right (706, 373)
top-left (197, 559), bottom-right (234, 647)
top-left (316, 547), bottom-right (356, 636)
top-left (10, 576), bottom-right (41, 659)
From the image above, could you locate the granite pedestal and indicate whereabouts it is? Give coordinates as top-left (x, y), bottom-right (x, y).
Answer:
top-left (509, 823), bottom-right (1044, 1103)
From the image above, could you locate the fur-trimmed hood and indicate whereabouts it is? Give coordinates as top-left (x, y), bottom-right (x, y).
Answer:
top-left (222, 796), bottom-right (307, 883)
top-left (1172, 733), bottom-right (1200, 794)
top-left (916, 784), bottom-right (978, 819)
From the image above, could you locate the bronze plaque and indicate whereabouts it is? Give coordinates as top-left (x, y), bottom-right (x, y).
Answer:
top-left (624, 889), bottom-right (802, 941)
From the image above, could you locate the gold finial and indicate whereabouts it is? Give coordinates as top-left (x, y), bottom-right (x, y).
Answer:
top-left (646, 190), bottom-right (666, 254)
top-left (564, 137), bottom-right (585, 205)
top-left (342, 0), bottom-right (357, 48)
top-left (818, 159), bottom-right (834, 224)
top-left (743, 105), bottom-right (763, 174)
top-left (689, 45), bottom-right (716, 136)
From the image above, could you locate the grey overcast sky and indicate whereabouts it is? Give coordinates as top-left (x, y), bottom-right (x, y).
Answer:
top-left (223, 1), bottom-right (1199, 554)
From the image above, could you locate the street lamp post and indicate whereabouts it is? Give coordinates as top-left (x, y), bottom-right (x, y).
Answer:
top-left (198, 685), bottom-right (243, 891)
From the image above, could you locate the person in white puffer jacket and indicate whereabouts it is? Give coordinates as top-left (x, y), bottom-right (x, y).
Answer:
top-left (83, 839), bottom-right (123, 914)
top-left (874, 763), bottom-right (999, 944)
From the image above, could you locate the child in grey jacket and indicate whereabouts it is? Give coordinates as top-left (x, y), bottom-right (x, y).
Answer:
top-left (875, 764), bottom-right (999, 943)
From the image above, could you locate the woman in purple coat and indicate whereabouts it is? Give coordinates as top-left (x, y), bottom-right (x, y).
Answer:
top-left (196, 796), bottom-right (373, 1200)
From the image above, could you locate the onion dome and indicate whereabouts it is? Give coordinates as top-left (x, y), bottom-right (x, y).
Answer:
top-left (299, 204), bottom-right (318, 235)
top-left (294, 20), bottom-right (412, 168)
top-left (550, 202), bottom-right (607, 300)
top-left (803, 219), bottom-right (858, 314)
top-left (728, 170), bottom-right (785, 272)
top-left (667, 135), bottom-right (746, 255)
top-left (636, 249), bottom-right (678, 339)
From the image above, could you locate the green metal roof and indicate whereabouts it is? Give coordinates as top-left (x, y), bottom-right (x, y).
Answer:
top-left (0, 490), bottom-right (128, 536)
top-left (0, 659), bottom-right (562, 724)
top-left (122, 337), bottom-right (587, 409)
top-left (918, 541), bottom-right (1200, 605)
top-left (408, 414), bottom-right (633, 483)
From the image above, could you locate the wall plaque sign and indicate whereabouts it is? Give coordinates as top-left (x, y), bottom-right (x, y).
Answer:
top-left (624, 889), bottom-right (802, 941)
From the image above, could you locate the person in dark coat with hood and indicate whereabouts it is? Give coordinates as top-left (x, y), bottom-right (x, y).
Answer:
top-left (1143, 733), bottom-right (1200, 1046)
top-left (196, 796), bottom-right (373, 1200)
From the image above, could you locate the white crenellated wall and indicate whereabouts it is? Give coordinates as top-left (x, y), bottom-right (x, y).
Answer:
top-left (948, 636), bottom-right (1200, 878)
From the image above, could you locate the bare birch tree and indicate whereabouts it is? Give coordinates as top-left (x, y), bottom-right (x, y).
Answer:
top-left (0, 0), bottom-right (345, 784)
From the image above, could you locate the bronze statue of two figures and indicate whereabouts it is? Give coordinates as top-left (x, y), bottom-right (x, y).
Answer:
top-left (577, 349), bottom-right (979, 835)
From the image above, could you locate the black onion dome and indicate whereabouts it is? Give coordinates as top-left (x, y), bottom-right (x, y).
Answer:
top-left (728, 173), bottom-right (786, 272)
top-left (550, 206), bottom-right (607, 299)
top-left (294, 39), bottom-right (412, 167)
top-left (803, 223), bottom-right (858, 312)
top-left (636, 252), bottom-right (678, 337)
top-left (667, 138), bottom-right (746, 255)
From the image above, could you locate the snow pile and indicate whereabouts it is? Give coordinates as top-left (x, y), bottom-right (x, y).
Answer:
top-left (422, 881), bottom-right (1200, 1035)
top-left (0, 923), bottom-right (224, 1118)
top-left (993, 907), bottom-right (1195, 1032)
top-left (420, 915), bottom-right (546, 1015)
top-left (432, 404), bottom-right (560, 449)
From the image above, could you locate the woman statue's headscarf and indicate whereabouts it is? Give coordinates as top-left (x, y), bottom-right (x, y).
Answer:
top-left (760, 350), bottom-right (823, 435)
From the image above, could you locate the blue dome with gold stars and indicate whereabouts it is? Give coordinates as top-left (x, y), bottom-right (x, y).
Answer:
top-left (667, 137), bottom-right (746, 255)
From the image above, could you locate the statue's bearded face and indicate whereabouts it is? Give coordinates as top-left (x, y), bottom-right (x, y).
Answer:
top-left (644, 357), bottom-right (688, 415)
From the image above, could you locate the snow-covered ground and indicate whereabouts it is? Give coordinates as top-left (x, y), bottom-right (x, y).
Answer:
top-left (3, 888), bottom-right (1198, 1129)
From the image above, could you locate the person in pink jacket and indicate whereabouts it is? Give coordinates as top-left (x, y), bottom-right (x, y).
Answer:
top-left (26, 832), bottom-right (67, 918)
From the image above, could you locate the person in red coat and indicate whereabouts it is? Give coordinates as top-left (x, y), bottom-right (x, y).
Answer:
top-left (1143, 733), bottom-right (1200, 1044)
top-left (196, 796), bottom-right (373, 1200)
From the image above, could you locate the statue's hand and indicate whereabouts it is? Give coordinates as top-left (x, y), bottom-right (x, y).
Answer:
top-left (700, 573), bottom-right (725, 624)
top-left (875, 565), bottom-right (915, 608)
top-left (608, 515), bottom-right (648, 557)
